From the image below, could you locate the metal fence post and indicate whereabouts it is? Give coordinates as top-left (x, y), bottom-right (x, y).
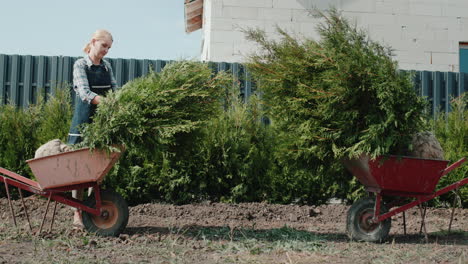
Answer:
top-left (445, 72), bottom-right (456, 113)
top-left (49, 56), bottom-right (59, 96)
top-left (0, 55), bottom-right (7, 105)
top-left (22, 55), bottom-right (33, 108)
top-left (10, 55), bottom-right (21, 106)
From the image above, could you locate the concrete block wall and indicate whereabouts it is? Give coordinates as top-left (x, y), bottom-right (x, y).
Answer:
top-left (201, 0), bottom-right (468, 72)
top-left (201, 0), bottom-right (321, 62)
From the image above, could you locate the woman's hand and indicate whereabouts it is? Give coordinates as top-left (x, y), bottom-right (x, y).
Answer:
top-left (91, 95), bottom-right (102, 105)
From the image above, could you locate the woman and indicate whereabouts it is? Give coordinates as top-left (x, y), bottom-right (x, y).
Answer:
top-left (68, 29), bottom-right (117, 227)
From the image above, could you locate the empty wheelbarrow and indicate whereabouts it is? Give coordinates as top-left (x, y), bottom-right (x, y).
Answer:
top-left (342, 155), bottom-right (467, 242)
top-left (0, 147), bottom-right (128, 236)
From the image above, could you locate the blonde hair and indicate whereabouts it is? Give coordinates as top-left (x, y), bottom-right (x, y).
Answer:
top-left (83, 29), bottom-right (113, 54)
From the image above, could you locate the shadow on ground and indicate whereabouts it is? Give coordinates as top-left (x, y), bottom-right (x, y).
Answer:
top-left (124, 225), bottom-right (468, 245)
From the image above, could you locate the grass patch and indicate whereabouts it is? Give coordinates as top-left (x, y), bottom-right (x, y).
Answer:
top-left (183, 225), bottom-right (324, 254)
top-left (429, 230), bottom-right (468, 241)
top-left (429, 229), bottom-right (468, 238)
top-left (1, 222), bottom-right (467, 263)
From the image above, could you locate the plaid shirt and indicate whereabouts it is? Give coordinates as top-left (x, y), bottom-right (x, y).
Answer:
top-left (73, 56), bottom-right (117, 104)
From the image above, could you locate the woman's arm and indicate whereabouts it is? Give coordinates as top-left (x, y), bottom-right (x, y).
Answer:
top-left (73, 58), bottom-right (98, 104)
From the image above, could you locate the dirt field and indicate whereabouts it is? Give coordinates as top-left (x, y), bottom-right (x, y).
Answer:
top-left (0, 195), bottom-right (467, 263)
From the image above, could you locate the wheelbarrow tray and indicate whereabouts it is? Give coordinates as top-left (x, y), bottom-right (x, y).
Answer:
top-left (343, 155), bottom-right (450, 195)
top-left (26, 148), bottom-right (121, 190)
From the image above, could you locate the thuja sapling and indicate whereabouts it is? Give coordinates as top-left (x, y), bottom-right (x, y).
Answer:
top-left (244, 8), bottom-right (427, 160)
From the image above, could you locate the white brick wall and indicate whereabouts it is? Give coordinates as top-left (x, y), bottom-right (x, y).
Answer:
top-left (408, 2), bottom-right (443, 16)
top-left (356, 13), bottom-right (397, 27)
top-left (211, 18), bottom-right (234, 31)
top-left (291, 9), bottom-right (317, 22)
top-left (200, 0), bottom-right (468, 71)
top-left (210, 30), bottom-right (245, 43)
top-left (264, 21), bottom-right (302, 34)
top-left (258, 8), bottom-right (293, 21)
top-left (444, 4), bottom-right (468, 18)
top-left (297, 0), bottom-right (341, 11)
top-left (341, 0), bottom-right (376, 13)
top-left (377, 0), bottom-right (410, 15)
top-left (221, 6), bottom-right (259, 20)
top-left (208, 42), bottom-right (234, 60)
top-left (223, 0), bottom-right (272, 8)
top-left (232, 19), bottom-right (266, 32)
top-left (272, 0), bottom-right (303, 9)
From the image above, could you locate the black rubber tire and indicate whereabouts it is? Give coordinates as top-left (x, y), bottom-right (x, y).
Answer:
top-left (346, 197), bottom-right (391, 243)
top-left (82, 189), bottom-right (129, 237)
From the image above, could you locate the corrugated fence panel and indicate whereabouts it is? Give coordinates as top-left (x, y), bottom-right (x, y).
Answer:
top-left (0, 55), bottom-right (7, 104)
top-left (22, 55), bottom-right (33, 108)
top-left (230, 63), bottom-right (254, 102)
top-left (50, 56), bottom-right (60, 97)
top-left (459, 72), bottom-right (468, 97)
top-left (10, 55), bottom-right (21, 106)
top-left (0, 54), bottom-right (466, 118)
top-left (128, 59), bottom-right (137, 82)
top-left (62, 56), bottom-right (74, 86)
top-left (410, 70), bottom-right (468, 116)
top-left (36, 56), bottom-right (47, 102)
top-left (105, 58), bottom-right (170, 87)
top-left (433, 72), bottom-right (444, 117)
top-left (110, 58), bottom-right (123, 86)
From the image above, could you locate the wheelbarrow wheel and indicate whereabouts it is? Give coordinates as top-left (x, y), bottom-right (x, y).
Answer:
top-left (346, 197), bottom-right (391, 242)
top-left (82, 189), bottom-right (129, 237)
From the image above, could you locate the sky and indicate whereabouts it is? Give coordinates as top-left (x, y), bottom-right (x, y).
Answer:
top-left (0, 0), bottom-right (202, 60)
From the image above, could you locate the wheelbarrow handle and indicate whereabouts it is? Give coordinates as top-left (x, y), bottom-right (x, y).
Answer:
top-left (441, 157), bottom-right (467, 177)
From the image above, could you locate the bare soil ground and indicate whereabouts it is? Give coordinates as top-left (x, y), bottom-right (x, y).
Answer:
top-left (0, 195), bottom-right (467, 263)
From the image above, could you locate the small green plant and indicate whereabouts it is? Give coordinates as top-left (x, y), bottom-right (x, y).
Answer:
top-left (190, 88), bottom-right (275, 203)
top-left (0, 85), bottom-right (72, 195)
top-left (35, 85), bottom-right (73, 144)
top-left (0, 102), bottom-right (40, 178)
top-left (433, 95), bottom-right (468, 206)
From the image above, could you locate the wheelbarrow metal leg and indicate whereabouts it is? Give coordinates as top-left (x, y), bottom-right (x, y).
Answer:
top-left (49, 201), bottom-right (58, 233)
top-left (418, 203), bottom-right (428, 242)
top-left (373, 193), bottom-right (382, 220)
top-left (448, 191), bottom-right (459, 232)
top-left (4, 180), bottom-right (17, 227)
top-left (18, 188), bottom-right (33, 232)
top-left (403, 211), bottom-right (407, 236)
top-left (38, 194), bottom-right (52, 234)
top-left (375, 177), bottom-right (468, 223)
top-left (94, 184), bottom-right (102, 210)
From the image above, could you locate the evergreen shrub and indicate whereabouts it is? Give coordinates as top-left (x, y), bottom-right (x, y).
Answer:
top-left (433, 95), bottom-right (468, 207)
top-left (243, 9), bottom-right (428, 203)
top-left (81, 61), bottom-right (236, 204)
top-left (191, 89), bottom-right (275, 203)
top-left (244, 9), bottom-right (426, 160)
top-left (0, 87), bottom-right (72, 196)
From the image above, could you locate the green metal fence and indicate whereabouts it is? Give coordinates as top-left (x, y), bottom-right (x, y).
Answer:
top-left (0, 54), bottom-right (173, 107)
top-left (0, 54), bottom-right (466, 116)
top-left (411, 71), bottom-right (468, 116)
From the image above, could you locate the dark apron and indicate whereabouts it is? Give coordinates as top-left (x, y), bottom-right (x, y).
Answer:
top-left (67, 63), bottom-right (112, 144)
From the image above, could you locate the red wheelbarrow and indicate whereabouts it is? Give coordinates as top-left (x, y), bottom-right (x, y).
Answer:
top-left (0, 147), bottom-right (128, 237)
top-left (342, 155), bottom-right (467, 242)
